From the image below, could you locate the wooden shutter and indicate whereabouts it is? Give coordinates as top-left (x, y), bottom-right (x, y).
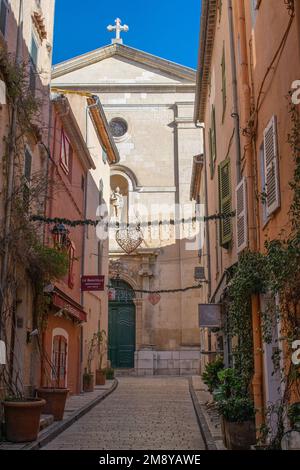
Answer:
top-left (211, 105), bottom-right (216, 163)
top-left (24, 148), bottom-right (32, 181)
top-left (221, 43), bottom-right (226, 120)
top-left (0, 0), bottom-right (8, 36)
top-left (209, 128), bottom-right (213, 178)
top-left (218, 159), bottom-right (232, 247)
top-left (209, 106), bottom-right (217, 179)
top-left (236, 177), bottom-right (248, 253)
top-left (263, 115), bottom-right (280, 216)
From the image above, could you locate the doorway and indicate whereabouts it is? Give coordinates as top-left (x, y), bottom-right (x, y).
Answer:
top-left (108, 280), bottom-right (136, 368)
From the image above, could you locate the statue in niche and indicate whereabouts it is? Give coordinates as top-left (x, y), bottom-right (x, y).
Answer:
top-left (110, 186), bottom-right (124, 221)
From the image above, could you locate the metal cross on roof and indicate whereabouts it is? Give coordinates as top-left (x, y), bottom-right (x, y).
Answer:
top-left (107, 18), bottom-right (129, 45)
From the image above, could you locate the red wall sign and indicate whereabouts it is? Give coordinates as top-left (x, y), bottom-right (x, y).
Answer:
top-left (81, 275), bottom-right (105, 292)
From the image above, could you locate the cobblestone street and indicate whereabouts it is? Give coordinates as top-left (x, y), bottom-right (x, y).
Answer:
top-left (43, 377), bottom-right (205, 450)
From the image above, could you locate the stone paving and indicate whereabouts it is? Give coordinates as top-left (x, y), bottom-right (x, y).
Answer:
top-left (43, 377), bottom-right (205, 450)
top-left (192, 375), bottom-right (226, 450)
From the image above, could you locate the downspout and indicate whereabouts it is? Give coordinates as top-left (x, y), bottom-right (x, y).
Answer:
top-left (295, 0), bottom-right (300, 61)
top-left (237, 0), bottom-right (264, 434)
top-left (228, 0), bottom-right (241, 182)
top-left (0, 0), bottom-right (23, 337)
top-left (196, 124), bottom-right (212, 301)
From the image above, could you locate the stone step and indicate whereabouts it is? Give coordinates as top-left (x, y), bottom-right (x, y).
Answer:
top-left (39, 414), bottom-right (54, 431)
top-left (115, 368), bottom-right (136, 377)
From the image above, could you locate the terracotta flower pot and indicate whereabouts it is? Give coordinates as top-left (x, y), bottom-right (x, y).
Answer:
top-left (224, 419), bottom-right (256, 450)
top-left (3, 398), bottom-right (46, 443)
top-left (96, 370), bottom-right (106, 386)
top-left (83, 373), bottom-right (94, 392)
top-left (36, 388), bottom-right (69, 421)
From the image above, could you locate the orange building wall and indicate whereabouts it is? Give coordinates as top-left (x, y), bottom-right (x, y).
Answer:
top-left (235, 0), bottom-right (300, 249)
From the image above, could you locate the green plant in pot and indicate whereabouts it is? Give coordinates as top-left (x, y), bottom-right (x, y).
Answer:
top-left (2, 365), bottom-right (46, 443)
top-left (202, 356), bottom-right (224, 393)
top-left (95, 330), bottom-right (107, 386)
top-left (36, 353), bottom-right (69, 422)
top-left (105, 367), bottom-right (115, 380)
top-left (83, 334), bottom-right (98, 392)
top-left (288, 402), bottom-right (300, 431)
top-left (214, 368), bottom-right (256, 450)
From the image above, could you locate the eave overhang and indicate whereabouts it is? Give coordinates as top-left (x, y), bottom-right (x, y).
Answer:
top-left (194, 0), bottom-right (218, 123)
top-left (87, 95), bottom-right (120, 165)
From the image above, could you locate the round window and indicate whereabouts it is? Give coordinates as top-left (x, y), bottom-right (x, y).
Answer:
top-left (109, 118), bottom-right (128, 138)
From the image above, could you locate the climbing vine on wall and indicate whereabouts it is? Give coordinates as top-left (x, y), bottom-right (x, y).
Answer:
top-left (225, 96), bottom-right (300, 448)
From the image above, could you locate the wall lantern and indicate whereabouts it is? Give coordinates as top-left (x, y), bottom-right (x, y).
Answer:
top-left (51, 223), bottom-right (69, 249)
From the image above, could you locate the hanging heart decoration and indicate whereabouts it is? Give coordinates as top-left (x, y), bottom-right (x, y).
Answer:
top-left (116, 224), bottom-right (143, 254)
top-left (148, 293), bottom-right (161, 305)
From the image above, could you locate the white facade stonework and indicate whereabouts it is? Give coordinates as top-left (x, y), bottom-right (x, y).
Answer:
top-left (52, 43), bottom-right (203, 375)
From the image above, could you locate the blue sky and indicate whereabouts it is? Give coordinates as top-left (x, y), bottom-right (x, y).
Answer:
top-left (53, 0), bottom-right (202, 69)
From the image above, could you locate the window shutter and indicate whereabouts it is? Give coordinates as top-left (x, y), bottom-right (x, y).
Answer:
top-left (209, 128), bottom-right (213, 178)
top-left (263, 115), bottom-right (280, 216)
top-left (221, 43), bottom-right (226, 121)
top-left (209, 106), bottom-right (217, 179)
top-left (0, 0), bottom-right (8, 36)
top-left (218, 159), bottom-right (232, 247)
top-left (24, 148), bottom-right (32, 181)
top-left (211, 105), bottom-right (216, 164)
top-left (236, 177), bottom-right (248, 253)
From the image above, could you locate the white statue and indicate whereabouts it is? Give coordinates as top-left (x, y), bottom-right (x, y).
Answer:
top-left (110, 186), bottom-right (124, 221)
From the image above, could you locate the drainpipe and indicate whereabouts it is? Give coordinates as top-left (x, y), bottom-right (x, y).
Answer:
top-left (295, 0), bottom-right (300, 61)
top-left (237, 0), bottom-right (264, 434)
top-left (0, 0), bottom-right (23, 337)
top-left (228, 0), bottom-right (241, 183)
top-left (196, 124), bottom-right (212, 302)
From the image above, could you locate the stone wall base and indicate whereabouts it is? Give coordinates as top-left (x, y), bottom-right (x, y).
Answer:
top-left (134, 348), bottom-right (201, 376)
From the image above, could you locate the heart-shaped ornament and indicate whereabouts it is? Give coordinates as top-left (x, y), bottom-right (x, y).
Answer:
top-left (148, 293), bottom-right (161, 305)
top-left (116, 226), bottom-right (143, 254)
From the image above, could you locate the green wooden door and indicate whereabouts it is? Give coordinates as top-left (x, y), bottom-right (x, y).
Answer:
top-left (108, 281), bottom-right (136, 369)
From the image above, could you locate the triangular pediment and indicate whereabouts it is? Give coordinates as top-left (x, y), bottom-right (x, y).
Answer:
top-left (52, 44), bottom-right (196, 87)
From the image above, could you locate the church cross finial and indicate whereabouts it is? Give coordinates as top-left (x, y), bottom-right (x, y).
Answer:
top-left (107, 18), bottom-right (129, 45)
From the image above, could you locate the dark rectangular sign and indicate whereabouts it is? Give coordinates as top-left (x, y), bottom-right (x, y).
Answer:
top-left (81, 275), bottom-right (105, 292)
top-left (198, 303), bottom-right (221, 328)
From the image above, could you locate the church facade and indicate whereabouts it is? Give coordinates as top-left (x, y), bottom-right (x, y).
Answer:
top-left (52, 33), bottom-right (203, 376)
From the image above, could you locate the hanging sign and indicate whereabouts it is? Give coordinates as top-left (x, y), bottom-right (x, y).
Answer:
top-left (148, 293), bottom-right (161, 306)
top-left (198, 304), bottom-right (221, 328)
top-left (81, 275), bottom-right (105, 292)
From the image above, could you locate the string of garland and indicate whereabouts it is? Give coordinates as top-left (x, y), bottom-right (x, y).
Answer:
top-left (107, 283), bottom-right (205, 295)
top-left (30, 211), bottom-right (236, 228)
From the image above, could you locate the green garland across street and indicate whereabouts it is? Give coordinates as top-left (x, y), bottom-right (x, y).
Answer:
top-left (30, 211), bottom-right (236, 229)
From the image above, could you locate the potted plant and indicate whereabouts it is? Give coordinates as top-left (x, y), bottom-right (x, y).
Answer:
top-left (202, 356), bottom-right (224, 393)
top-left (216, 396), bottom-right (256, 450)
top-left (95, 330), bottom-right (107, 386)
top-left (214, 368), bottom-right (256, 450)
top-left (36, 386), bottom-right (69, 422)
top-left (3, 381), bottom-right (46, 443)
top-left (83, 333), bottom-right (97, 392)
top-left (105, 367), bottom-right (115, 380)
top-left (34, 330), bottom-right (69, 421)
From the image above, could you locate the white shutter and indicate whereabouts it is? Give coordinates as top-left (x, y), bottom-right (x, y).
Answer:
top-left (236, 177), bottom-right (248, 253)
top-left (263, 116), bottom-right (280, 216)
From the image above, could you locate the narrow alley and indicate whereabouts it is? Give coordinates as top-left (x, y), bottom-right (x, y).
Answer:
top-left (43, 378), bottom-right (205, 450)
